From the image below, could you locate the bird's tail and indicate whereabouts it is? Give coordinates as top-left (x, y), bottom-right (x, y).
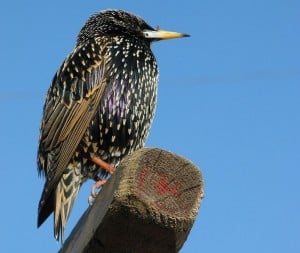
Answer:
top-left (54, 165), bottom-right (81, 242)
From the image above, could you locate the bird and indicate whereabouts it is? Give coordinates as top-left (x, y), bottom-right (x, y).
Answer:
top-left (37, 9), bottom-right (189, 242)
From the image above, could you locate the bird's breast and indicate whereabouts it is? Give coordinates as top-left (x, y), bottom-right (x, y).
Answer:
top-left (87, 37), bottom-right (159, 163)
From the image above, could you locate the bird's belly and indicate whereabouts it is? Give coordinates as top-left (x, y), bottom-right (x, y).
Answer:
top-left (77, 92), bottom-right (155, 175)
top-left (96, 100), bottom-right (152, 162)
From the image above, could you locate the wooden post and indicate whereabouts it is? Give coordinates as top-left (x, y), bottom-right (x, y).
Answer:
top-left (59, 148), bottom-right (204, 253)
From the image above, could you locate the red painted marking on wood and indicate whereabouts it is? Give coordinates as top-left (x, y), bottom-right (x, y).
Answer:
top-left (155, 178), bottom-right (178, 197)
top-left (135, 169), bottom-right (190, 215)
top-left (137, 168), bottom-right (148, 196)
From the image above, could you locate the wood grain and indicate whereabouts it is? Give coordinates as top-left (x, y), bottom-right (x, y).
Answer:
top-left (59, 147), bottom-right (204, 253)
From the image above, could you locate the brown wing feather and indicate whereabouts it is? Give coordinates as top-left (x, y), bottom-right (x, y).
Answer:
top-left (37, 40), bottom-right (109, 226)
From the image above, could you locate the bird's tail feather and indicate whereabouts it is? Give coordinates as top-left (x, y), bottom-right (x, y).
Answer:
top-left (54, 165), bottom-right (81, 242)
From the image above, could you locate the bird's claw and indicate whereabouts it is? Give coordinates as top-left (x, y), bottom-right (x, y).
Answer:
top-left (88, 195), bottom-right (95, 206)
top-left (88, 179), bottom-right (107, 206)
top-left (107, 164), bottom-right (116, 174)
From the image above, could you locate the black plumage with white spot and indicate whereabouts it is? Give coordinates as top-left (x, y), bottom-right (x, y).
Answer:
top-left (37, 9), bottom-right (189, 241)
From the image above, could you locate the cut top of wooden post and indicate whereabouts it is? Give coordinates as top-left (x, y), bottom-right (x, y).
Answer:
top-left (60, 147), bottom-right (204, 253)
top-left (117, 148), bottom-right (204, 228)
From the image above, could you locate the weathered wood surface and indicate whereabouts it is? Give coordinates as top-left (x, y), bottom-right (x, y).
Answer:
top-left (59, 147), bottom-right (204, 253)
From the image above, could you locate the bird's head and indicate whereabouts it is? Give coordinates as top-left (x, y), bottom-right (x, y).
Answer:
top-left (77, 9), bottom-right (189, 45)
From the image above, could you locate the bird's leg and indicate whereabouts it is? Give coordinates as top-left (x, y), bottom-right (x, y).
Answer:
top-left (88, 156), bottom-right (116, 206)
top-left (91, 156), bottom-right (116, 174)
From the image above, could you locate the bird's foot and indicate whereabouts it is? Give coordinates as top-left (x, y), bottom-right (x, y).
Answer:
top-left (88, 156), bottom-right (116, 205)
top-left (91, 156), bottom-right (116, 174)
top-left (88, 179), bottom-right (107, 205)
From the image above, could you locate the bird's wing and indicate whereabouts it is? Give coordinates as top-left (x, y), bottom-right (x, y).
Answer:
top-left (37, 40), bottom-right (109, 225)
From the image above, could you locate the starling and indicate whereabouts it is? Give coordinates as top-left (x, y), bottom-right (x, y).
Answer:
top-left (37, 9), bottom-right (189, 241)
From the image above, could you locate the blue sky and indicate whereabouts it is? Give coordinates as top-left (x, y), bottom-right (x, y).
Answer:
top-left (0, 0), bottom-right (299, 252)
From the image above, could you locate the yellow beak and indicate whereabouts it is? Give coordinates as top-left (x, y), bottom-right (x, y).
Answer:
top-left (143, 29), bottom-right (190, 40)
